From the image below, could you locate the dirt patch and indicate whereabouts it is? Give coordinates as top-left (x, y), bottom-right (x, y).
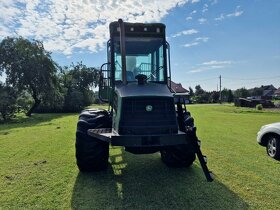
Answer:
top-left (34, 160), bottom-right (47, 165)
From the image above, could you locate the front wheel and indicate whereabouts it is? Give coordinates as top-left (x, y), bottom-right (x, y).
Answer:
top-left (266, 135), bottom-right (280, 160)
top-left (75, 109), bottom-right (111, 172)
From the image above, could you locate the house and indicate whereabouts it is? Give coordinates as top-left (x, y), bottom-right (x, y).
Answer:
top-left (170, 81), bottom-right (189, 93)
top-left (261, 85), bottom-right (277, 99)
top-left (169, 80), bottom-right (190, 104)
top-left (274, 87), bottom-right (280, 97)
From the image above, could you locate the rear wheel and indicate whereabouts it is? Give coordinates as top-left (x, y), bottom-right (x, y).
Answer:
top-left (266, 134), bottom-right (280, 160)
top-left (161, 146), bottom-right (196, 167)
top-left (75, 109), bottom-right (111, 172)
top-left (160, 111), bottom-right (196, 167)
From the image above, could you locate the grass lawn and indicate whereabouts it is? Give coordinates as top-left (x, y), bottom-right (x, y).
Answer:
top-left (0, 104), bottom-right (279, 209)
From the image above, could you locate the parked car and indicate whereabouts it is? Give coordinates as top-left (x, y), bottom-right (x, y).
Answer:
top-left (257, 122), bottom-right (280, 160)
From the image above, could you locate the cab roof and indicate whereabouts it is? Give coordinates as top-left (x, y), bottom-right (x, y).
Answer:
top-left (109, 21), bottom-right (166, 38)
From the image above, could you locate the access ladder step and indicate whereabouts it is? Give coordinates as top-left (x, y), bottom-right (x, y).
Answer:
top-left (88, 128), bottom-right (113, 142)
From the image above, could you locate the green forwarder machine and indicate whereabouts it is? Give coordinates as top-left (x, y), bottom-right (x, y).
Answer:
top-left (75, 19), bottom-right (213, 181)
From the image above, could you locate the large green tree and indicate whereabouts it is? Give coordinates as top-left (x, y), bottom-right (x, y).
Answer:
top-left (59, 62), bottom-right (99, 111)
top-left (0, 37), bottom-right (58, 116)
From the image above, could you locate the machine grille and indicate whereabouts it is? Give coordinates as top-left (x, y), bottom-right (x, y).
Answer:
top-left (119, 97), bottom-right (178, 135)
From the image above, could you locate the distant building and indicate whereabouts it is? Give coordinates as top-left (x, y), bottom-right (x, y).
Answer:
top-left (274, 87), bottom-right (280, 97)
top-left (169, 80), bottom-right (190, 104)
top-left (170, 81), bottom-right (189, 93)
top-left (261, 85), bottom-right (277, 99)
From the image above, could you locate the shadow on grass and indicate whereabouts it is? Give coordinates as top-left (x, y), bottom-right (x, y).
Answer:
top-left (71, 147), bottom-right (248, 210)
top-left (0, 113), bottom-right (77, 132)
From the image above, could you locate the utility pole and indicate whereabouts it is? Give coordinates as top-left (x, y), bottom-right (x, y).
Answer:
top-left (219, 75), bottom-right (222, 104)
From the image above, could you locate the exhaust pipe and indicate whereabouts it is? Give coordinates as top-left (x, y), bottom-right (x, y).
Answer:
top-left (118, 19), bottom-right (127, 85)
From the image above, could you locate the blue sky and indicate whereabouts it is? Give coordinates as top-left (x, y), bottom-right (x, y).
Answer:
top-left (1, 0), bottom-right (280, 90)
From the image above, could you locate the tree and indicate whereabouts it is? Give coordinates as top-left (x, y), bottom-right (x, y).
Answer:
top-left (250, 87), bottom-right (263, 97)
top-left (195, 85), bottom-right (205, 96)
top-left (209, 91), bottom-right (220, 103)
top-left (221, 88), bottom-right (234, 103)
top-left (234, 87), bottom-right (250, 98)
top-left (59, 62), bottom-right (99, 112)
top-left (192, 85), bottom-right (209, 103)
top-left (228, 89), bottom-right (234, 102)
top-left (189, 87), bottom-right (194, 97)
top-left (0, 83), bottom-right (18, 121)
top-left (0, 37), bottom-right (58, 116)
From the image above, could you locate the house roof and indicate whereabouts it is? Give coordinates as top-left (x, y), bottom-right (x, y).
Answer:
top-left (170, 81), bottom-right (189, 93)
top-left (261, 85), bottom-right (277, 91)
top-left (274, 87), bottom-right (280, 95)
top-left (263, 89), bottom-right (275, 96)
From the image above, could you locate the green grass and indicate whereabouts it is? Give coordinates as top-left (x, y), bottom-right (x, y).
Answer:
top-left (0, 104), bottom-right (279, 209)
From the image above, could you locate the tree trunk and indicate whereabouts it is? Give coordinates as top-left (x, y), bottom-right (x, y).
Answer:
top-left (1, 112), bottom-right (6, 121)
top-left (26, 89), bottom-right (41, 117)
top-left (26, 87), bottom-right (41, 117)
top-left (26, 99), bottom-right (41, 117)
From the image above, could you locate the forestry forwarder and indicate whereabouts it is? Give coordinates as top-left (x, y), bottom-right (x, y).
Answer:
top-left (75, 19), bottom-right (213, 182)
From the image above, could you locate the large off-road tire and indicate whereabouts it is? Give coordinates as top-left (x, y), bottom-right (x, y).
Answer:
top-left (75, 109), bottom-right (111, 172)
top-left (160, 111), bottom-right (196, 167)
top-left (161, 146), bottom-right (196, 167)
top-left (266, 134), bottom-right (280, 161)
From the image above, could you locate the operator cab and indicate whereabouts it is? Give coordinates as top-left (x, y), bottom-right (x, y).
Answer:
top-left (113, 36), bottom-right (166, 83)
top-left (99, 21), bottom-right (171, 103)
top-left (110, 21), bottom-right (168, 84)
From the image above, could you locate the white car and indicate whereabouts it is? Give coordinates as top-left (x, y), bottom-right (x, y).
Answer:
top-left (257, 122), bottom-right (280, 160)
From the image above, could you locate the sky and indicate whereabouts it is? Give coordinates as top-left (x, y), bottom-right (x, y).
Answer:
top-left (1, 0), bottom-right (280, 91)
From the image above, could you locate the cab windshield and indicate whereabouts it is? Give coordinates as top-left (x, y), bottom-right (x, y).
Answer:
top-left (113, 37), bottom-right (166, 82)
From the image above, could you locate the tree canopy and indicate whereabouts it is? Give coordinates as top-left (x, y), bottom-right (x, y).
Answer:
top-left (0, 37), bottom-right (58, 116)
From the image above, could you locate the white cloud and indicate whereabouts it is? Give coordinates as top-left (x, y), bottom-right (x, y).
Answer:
top-left (198, 18), bottom-right (207, 24)
top-left (201, 60), bottom-right (232, 65)
top-left (189, 65), bottom-right (224, 73)
top-left (215, 6), bottom-right (244, 21)
top-left (0, 0), bottom-right (190, 55)
top-left (190, 10), bottom-right (197, 15)
top-left (202, 4), bottom-right (208, 13)
top-left (186, 16), bottom-right (192, 20)
top-left (184, 42), bottom-right (199, 48)
top-left (195, 37), bottom-right (209, 42)
top-left (172, 29), bottom-right (199, 37)
top-left (183, 36), bottom-right (209, 48)
top-left (188, 60), bottom-right (233, 73)
top-left (227, 11), bottom-right (244, 17)
top-left (215, 14), bottom-right (225, 21)
top-left (191, 0), bottom-right (200, 3)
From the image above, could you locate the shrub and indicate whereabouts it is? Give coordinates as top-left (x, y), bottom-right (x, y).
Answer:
top-left (64, 90), bottom-right (84, 112)
top-left (274, 101), bottom-right (280, 108)
top-left (256, 104), bottom-right (263, 110)
top-left (17, 91), bottom-right (33, 113)
top-left (0, 84), bottom-right (18, 121)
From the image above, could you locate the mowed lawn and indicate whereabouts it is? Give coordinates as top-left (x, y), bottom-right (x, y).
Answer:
top-left (0, 105), bottom-right (279, 209)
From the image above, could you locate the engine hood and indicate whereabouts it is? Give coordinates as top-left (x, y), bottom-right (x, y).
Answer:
top-left (115, 82), bottom-right (173, 98)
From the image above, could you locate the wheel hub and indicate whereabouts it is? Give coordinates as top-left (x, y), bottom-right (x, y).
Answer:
top-left (267, 138), bottom-right (277, 157)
